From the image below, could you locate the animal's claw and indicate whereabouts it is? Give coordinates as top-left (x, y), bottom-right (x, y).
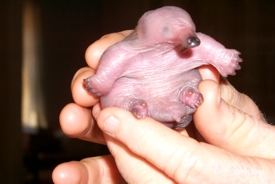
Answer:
top-left (83, 77), bottom-right (103, 97)
top-left (180, 87), bottom-right (203, 108)
top-left (218, 49), bottom-right (242, 77)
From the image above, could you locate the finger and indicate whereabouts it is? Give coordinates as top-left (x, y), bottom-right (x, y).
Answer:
top-left (198, 65), bottom-right (264, 120)
top-left (85, 30), bottom-right (133, 70)
top-left (96, 109), bottom-right (204, 183)
top-left (198, 65), bottom-right (220, 82)
top-left (194, 80), bottom-right (275, 158)
top-left (59, 103), bottom-right (105, 144)
top-left (218, 78), bottom-right (265, 121)
top-left (52, 155), bottom-right (125, 184)
top-left (96, 107), bottom-right (275, 183)
top-left (71, 67), bottom-right (98, 107)
top-left (104, 135), bottom-right (176, 183)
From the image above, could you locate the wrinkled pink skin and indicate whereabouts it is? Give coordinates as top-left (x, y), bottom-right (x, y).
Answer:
top-left (84, 6), bottom-right (242, 129)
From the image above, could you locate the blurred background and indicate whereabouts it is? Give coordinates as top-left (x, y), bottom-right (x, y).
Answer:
top-left (1, 0), bottom-right (275, 183)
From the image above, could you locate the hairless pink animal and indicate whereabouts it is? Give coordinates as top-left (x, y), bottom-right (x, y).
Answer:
top-left (84, 6), bottom-right (242, 129)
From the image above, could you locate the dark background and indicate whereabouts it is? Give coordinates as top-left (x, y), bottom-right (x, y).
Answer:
top-left (1, 0), bottom-right (275, 183)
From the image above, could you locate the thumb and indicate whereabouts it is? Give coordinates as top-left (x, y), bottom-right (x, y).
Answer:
top-left (194, 80), bottom-right (275, 158)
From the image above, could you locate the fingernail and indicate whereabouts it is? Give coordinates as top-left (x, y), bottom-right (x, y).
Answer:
top-left (103, 115), bottom-right (118, 136)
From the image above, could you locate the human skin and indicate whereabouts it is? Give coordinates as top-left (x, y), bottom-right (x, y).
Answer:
top-left (53, 30), bottom-right (275, 183)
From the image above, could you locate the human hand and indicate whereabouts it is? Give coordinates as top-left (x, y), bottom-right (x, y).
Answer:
top-left (53, 31), bottom-right (275, 183)
top-left (53, 31), bottom-right (132, 184)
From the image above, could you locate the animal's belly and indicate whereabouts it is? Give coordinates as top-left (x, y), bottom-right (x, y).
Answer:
top-left (101, 68), bottom-right (202, 108)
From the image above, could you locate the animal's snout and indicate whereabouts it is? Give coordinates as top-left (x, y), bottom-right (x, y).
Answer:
top-left (186, 36), bottom-right (200, 48)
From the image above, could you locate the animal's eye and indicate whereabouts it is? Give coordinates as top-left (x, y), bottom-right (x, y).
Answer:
top-left (162, 26), bottom-right (170, 35)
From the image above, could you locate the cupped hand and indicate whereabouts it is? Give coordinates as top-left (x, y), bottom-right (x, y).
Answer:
top-left (58, 30), bottom-right (133, 145)
top-left (53, 31), bottom-right (275, 183)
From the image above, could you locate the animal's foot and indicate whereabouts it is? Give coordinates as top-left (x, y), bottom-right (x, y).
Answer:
top-left (130, 99), bottom-right (148, 119)
top-left (218, 49), bottom-right (242, 77)
top-left (180, 87), bottom-right (203, 108)
top-left (83, 76), bottom-right (109, 97)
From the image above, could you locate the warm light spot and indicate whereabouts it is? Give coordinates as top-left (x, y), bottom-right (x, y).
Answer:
top-left (21, 0), bottom-right (47, 133)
